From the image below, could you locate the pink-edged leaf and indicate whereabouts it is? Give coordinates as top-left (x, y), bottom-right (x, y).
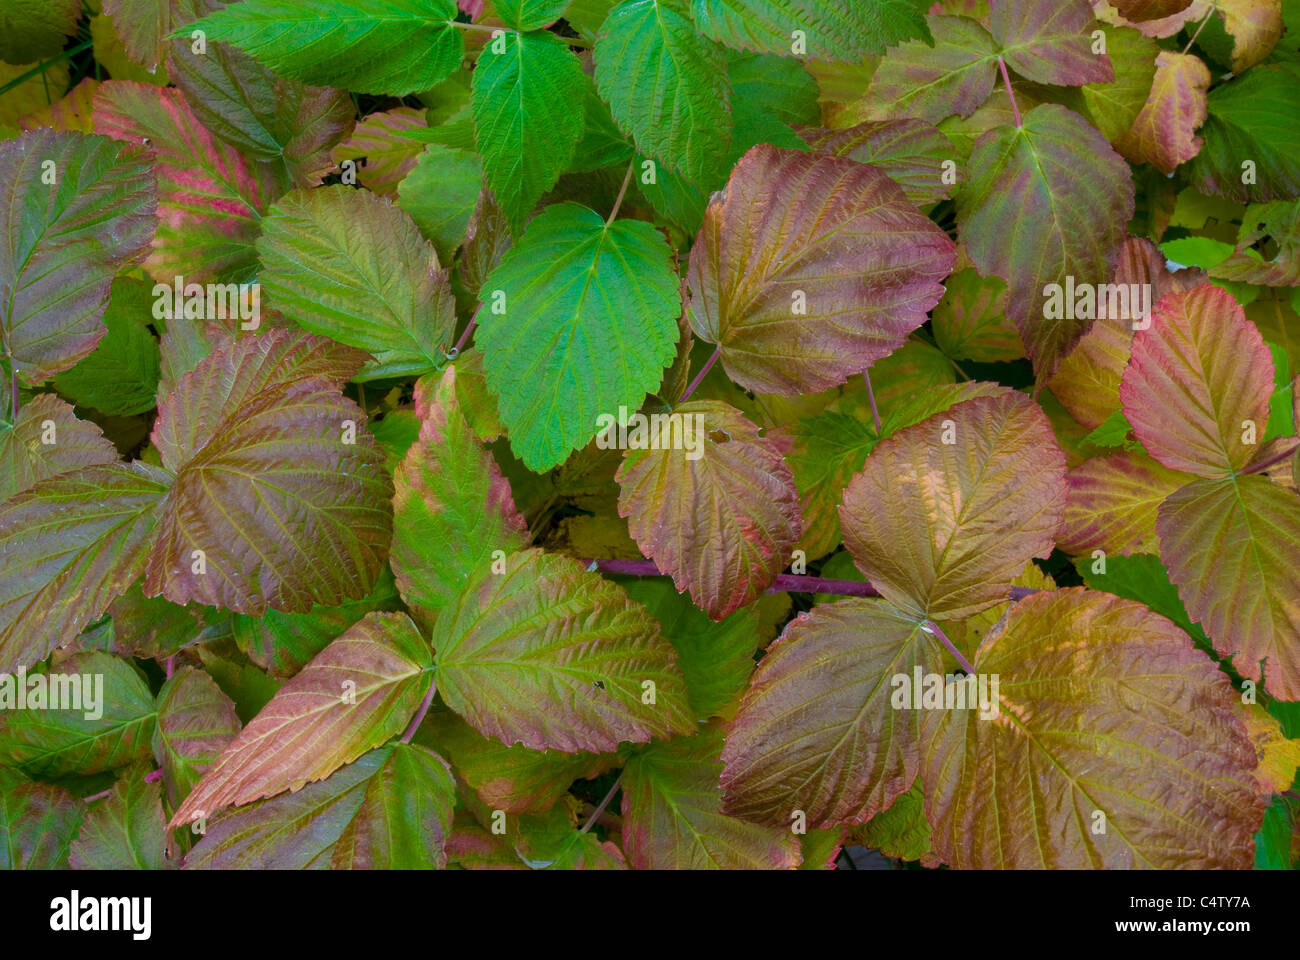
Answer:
top-left (616, 400), bottom-right (800, 621)
top-left (1120, 283), bottom-right (1274, 478)
top-left (168, 611), bottom-right (432, 829)
top-left (1048, 237), bottom-right (1204, 429)
top-left (0, 129), bottom-right (157, 384)
top-left (721, 599), bottom-right (944, 827)
top-left (330, 106), bottom-right (427, 194)
top-left (921, 588), bottom-right (1263, 868)
top-left (1059, 449), bottom-right (1193, 556)
top-left (798, 118), bottom-right (956, 205)
top-left (0, 393), bottom-right (119, 502)
top-left (856, 15), bottom-right (998, 124)
top-left (958, 104), bottom-right (1134, 380)
top-left (391, 366), bottom-right (529, 627)
top-left (839, 390), bottom-right (1067, 621)
top-left (429, 549), bottom-right (694, 753)
top-left (1110, 0), bottom-right (1194, 21)
top-left (1158, 476), bottom-right (1300, 701)
top-left (94, 80), bottom-right (281, 282)
top-left (0, 462), bottom-right (171, 672)
top-left (624, 724), bottom-right (800, 869)
top-left (151, 328), bottom-right (366, 473)
top-left (1117, 51), bottom-right (1210, 174)
top-left (152, 665), bottom-right (242, 810)
top-left (990, 0), bottom-right (1114, 87)
top-left (687, 145), bottom-right (955, 395)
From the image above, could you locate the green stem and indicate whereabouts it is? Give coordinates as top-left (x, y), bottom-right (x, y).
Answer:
top-left (0, 40), bottom-right (93, 99)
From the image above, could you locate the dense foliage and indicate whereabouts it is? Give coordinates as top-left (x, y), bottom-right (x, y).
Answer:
top-left (1, 0), bottom-right (1298, 870)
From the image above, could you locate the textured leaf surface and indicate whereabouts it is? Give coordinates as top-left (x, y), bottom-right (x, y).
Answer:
top-left (930, 268), bottom-right (1021, 363)
top-left (1059, 450), bottom-right (1191, 556)
top-left (0, 0), bottom-right (80, 63)
top-left (0, 463), bottom-right (169, 672)
top-left (1117, 51), bottom-right (1210, 174)
top-left (52, 277), bottom-right (162, 416)
top-left (472, 30), bottom-right (585, 234)
top-left (69, 764), bottom-right (168, 870)
top-left (0, 129), bottom-right (156, 383)
top-left (0, 652), bottom-right (156, 777)
top-left (689, 0), bottom-right (930, 61)
top-left (721, 599), bottom-right (944, 827)
top-left (185, 743), bottom-right (455, 868)
top-left (1189, 63), bottom-right (1300, 203)
top-left (1158, 476), bottom-right (1300, 701)
top-left (959, 104), bottom-right (1134, 379)
top-left (169, 612), bottom-right (432, 828)
top-left (180, 0), bottom-right (465, 96)
top-left (331, 106), bottom-right (427, 194)
top-left (396, 144), bottom-right (482, 264)
top-left (94, 81), bottom-right (279, 282)
top-left (688, 145), bottom-right (955, 394)
top-left (430, 549), bottom-right (693, 752)
top-left (168, 36), bottom-right (353, 185)
top-left (258, 187), bottom-right (456, 380)
top-left (594, 0), bottom-right (732, 183)
top-left (477, 202), bottom-right (680, 471)
top-left (0, 393), bottom-right (119, 503)
top-left (145, 332), bottom-right (393, 614)
top-left (426, 711), bottom-right (610, 814)
top-left (839, 391), bottom-right (1067, 621)
top-left (800, 119), bottom-right (956, 206)
top-left (921, 589), bottom-right (1263, 868)
top-left (989, 0), bottom-right (1113, 87)
top-left (1120, 284), bottom-right (1274, 478)
top-left (623, 725), bottom-right (799, 869)
top-left (857, 15), bottom-right (997, 124)
top-left (616, 400), bottom-right (799, 620)
top-left (152, 666), bottom-right (242, 809)
top-left (0, 769), bottom-right (84, 869)
top-left (391, 367), bottom-right (529, 625)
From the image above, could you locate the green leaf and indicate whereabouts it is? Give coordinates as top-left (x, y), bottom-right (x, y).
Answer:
top-left (0, 129), bottom-right (157, 384)
top-left (855, 779), bottom-right (932, 861)
top-left (497, 0), bottom-right (572, 31)
top-left (0, 462), bottom-right (171, 672)
top-left (178, 0), bottom-right (465, 97)
top-left (258, 186), bottom-right (457, 380)
top-left (958, 103), bottom-right (1134, 380)
top-left (1255, 795), bottom-right (1299, 870)
top-left (69, 763), bottom-right (168, 870)
top-left (619, 576), bottom-right (760, 721)
top-left (167, 34), bottom-right (354, 186)
top-left (477, 202), bottom-right (680, 471)
top-left (185, 743), bottom-right (455, 868)
top-left (594, 0), bottom-right (732, 183)
top-left (690, 0), bottom-right (931, 61)
top-left (623, 724), bottom-right (800, 868)
top-left (152, 665), bottom-right (242, 810)
top-left (1081, 410), bottom-right (1139, 451)
top-left (616, 400), bottom-right (801, 620)
top-left (430, 549), bottom-right (694, 752)
top-left (0, 651), bottom-right (157, 778)
top-left (1160, 235), bottom-right (1234, 270)
top-left (169, 611), bottom-right (432, 829)
top-left (53, 277), bottom-right (162, 416)
top-left (1189, 62), bottom-right (1300, 203)
top-left (0, 0), bottom-right (80, 64)
top-left (397, 143), bottom-right (483, 264)
top-left (391, 367), bottom-right (530, 627)
top-left (0, 393), bottom-right (119, 503)
top-left (425, 710), bottom-right (611, 814)
top-left (857, 15), bottom-right (998, 124)
top-left (0, 768), bottom-right (84, 869)
top-left (472, 30), bottom-right (586, 234)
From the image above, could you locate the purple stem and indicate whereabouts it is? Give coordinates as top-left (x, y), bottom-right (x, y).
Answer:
top-left (452, 316), bottom-right (477, 356)
top-left (165, 656), bottom-right (175, 679)
top-left (997, 55), bottom-right (1022, 128)
top-left (579, 773), bottom-right (623, 836)
top-left (925, 620), bottom-right (976, 676)
top-left (400, 677), bottom-right (437, 743)
top-left (862, 367), bottom-right (881, 433)
top-left (586, 558), bottom-right (1040, 603)
top-left (680, 345), bottom-right (721, 403)
top-left (1241, 443), bottom-right (1297, 476)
